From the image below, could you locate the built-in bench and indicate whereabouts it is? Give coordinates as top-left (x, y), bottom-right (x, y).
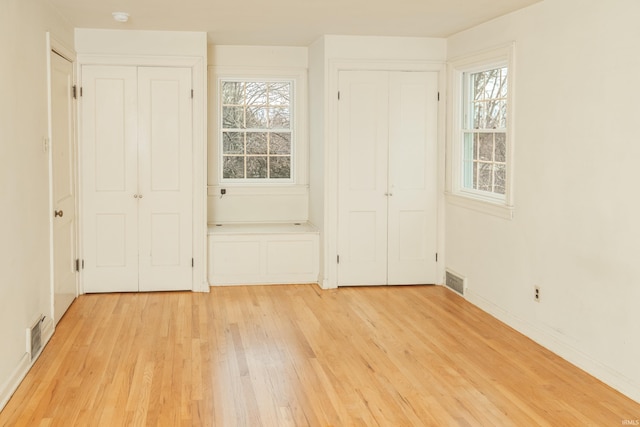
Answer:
top-left (207, 222), bottom-right (320, 286)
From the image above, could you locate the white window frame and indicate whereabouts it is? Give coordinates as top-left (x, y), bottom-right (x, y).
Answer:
top-left (213, 66), bottom-right (307, 187)
top-left (447, 43), bottom-right (515, 219)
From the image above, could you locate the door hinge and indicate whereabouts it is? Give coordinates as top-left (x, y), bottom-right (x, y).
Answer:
top-left (337, 255), bottom-right (340, 264)
top-left (75, 258), bottom-right (80, 272)
top-left (435, 253), bottom-right (438, 262)
top-left (80, 87), bottom-right (83, 97)
top-left (72, 85), bottom-right (77, 99)
top-left (192, 258), bottom-right (194, 267)
top-left (337, 91), bottom-right (340, 100)
top-left (191, 89), bottom-right (194, 99)
top-left (437, 92), bottom-right (440, 101)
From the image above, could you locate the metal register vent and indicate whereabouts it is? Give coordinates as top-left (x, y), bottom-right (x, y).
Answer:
top-left (445, 270), bottom-right (465, 295)
top-left (28, 316), bottom-right (44, 361)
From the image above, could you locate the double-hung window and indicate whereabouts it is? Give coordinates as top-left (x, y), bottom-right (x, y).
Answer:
top-left (220, 80), bottom-right (293, 181)
top-left (462, 66), bottom-right (508, 195)
top-left (449, 44), bottom-right (515, 218)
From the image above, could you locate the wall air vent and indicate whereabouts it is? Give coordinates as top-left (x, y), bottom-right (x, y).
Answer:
top-left (27, 316), bottom-right (44, 361)
top-left (445, 269), bottom-right (466, 295)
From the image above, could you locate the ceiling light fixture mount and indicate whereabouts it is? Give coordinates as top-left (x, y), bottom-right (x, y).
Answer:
top-left (112, 12), bottom-right (129, 23)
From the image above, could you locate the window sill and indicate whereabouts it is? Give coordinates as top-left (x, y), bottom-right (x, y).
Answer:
top-left (207, 185), bottom-right (308, 197)
top-left (445, 192), bottom-right (514, 220)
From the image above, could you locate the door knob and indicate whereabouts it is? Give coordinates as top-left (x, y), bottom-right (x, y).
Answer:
top-left (54, 210), bottom-right (64, 217)
top-left (134, 194), bottom-right (143, 199)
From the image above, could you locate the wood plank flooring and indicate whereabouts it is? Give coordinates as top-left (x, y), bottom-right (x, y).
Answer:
top-left (1, 285), bottom-right (638, 426)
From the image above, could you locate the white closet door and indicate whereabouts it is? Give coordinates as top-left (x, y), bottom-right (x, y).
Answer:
top-left (337, 71), bottom-right (389, 286)
top-left (337, 70), bottom-right (439, 286)
top-left (81, 66), bottom-right (139, 293)
top-left (137, 67), bottom-right (193, 291)
top-left (387, 72), bottom-right (438, 285)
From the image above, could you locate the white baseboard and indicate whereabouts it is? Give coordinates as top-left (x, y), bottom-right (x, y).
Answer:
top-left (465, 289), bottom-right (640, 404)
top-left (0, 316), bottom-right (55, 412)
top-left (0, 353), bottom-right (30, 411)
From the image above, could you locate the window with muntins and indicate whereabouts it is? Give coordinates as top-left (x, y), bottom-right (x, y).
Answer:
top-left (462, 66), bottom-right (508, 196)
top-left (220, 80), bottom-right (293, 181)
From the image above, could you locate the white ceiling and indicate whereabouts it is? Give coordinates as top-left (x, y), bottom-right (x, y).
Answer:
top-left (49, 0), bottom-right (541, 46)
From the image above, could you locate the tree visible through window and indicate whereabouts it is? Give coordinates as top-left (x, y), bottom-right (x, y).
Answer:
top-left (221, 80), bottom-right (292, 180)
top-left (462, 67), bottom-right (508, 195)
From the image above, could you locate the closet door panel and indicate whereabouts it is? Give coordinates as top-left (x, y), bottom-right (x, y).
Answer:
top-left (387, 72), bottom-right (438, 284)
top-left (137, 67), bottom-right (193, 291)
top-left (337, 71), bottom-right (389, 286)
top-left (81, 66), bottom-right (139, 292)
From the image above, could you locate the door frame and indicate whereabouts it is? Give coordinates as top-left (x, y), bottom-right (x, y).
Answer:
top-left (325, 59), bottom-right (447, 289)
top-left (46, 33), bottom-right (78, 323)
top-left (76, 54), bottom-right (208, 293)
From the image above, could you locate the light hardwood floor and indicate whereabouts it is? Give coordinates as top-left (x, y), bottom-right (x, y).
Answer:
top-left (1, 285), bottom-right (638, 426)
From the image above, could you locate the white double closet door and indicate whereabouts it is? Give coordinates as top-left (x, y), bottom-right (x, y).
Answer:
top-left (81, 65), bottom-right (193, 292)
top-left (338, 70), bottom-right (438, 286)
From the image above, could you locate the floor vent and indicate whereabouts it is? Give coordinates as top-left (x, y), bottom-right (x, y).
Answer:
top-left (27, 316), bottom-right (44, 361)
top-left (445, 270), bottom-right (465, 295)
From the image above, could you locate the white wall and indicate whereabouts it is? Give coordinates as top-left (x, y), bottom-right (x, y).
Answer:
top-left (207, 45), bottom-right (309, 224)
top-left (446, 0), bottom-right (640, 402)
top-left (0, 0), bottom-right (73, 407)
top-left (308, 37), bottom-right (327, 283)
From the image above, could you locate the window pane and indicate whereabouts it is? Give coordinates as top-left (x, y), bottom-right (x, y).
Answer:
top-left (473, 67), bottom-right (507, 100)
top-left (223, 156), bottom-right (245, 179)
top-left (269, 156), bottom-right (291, 178)
top-left (246, 82), bottom-right (268, 105)
top-left (223, 132), bottom-right (244, 154)
top-left (246, 106), bottom-right (268, 128)
top-left (478, 133), bottom-right (493, 161)
top-left (223, 106), bottom-right (244, 129)
top-left (269, 107), bottom-right (290, 129)
top-left (222, 82), bottom-right (244, 105)
top-left (247, 156), bottom-right (267, 178)
top-left (270, 133), bottom-right (291, 154)
top-left (486, 100), bottom-right (507, 129)
top-left (498, 68), bottom-right (508, 98)
top-left (473, 102), bottom-right (487, 129)
top-left (463, 133), bottom-right (474, 189)
top-left (495, 164), bottom-right (506, 195)
top-left (478, 163), bottom-right (493, 192)
top-left (472, 162), bottom-right (478, 189)
top-left (269, 83), bottom-right (290, 106)
top-left (495, 133), bottom-right (506, 162)
top-left (246, 132), bottom-right (268, 154)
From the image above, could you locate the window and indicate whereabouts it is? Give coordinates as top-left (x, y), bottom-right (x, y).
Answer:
top-left (220, 80), bottom-right (293, 181)
top-left (448, 43), bottom-right (514, 218)
top-left (462, 66), bottom-right (508, 195)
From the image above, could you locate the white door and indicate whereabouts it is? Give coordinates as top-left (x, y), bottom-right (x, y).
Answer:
top-left (137, 67), bottom-right (193, 291)
top-left (81, 66), bottom-right (139, 292)
top-left (337, 70), bottom-right (438, 286)
top-left (337, 71), bottom-right (389, 285)
top-left (81, 65), bottom-right (193, 293)
top-left (387, 72), bottom-right (438, 284)
top-left (51, 51), bottom-right (77, 323)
